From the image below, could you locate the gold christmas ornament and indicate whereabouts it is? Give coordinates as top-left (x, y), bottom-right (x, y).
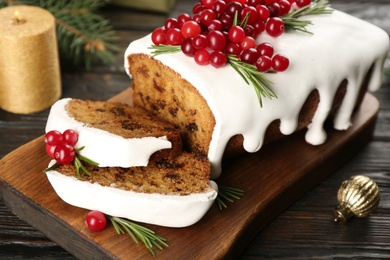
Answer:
top-left (334, 175), bottom-right (380, 223)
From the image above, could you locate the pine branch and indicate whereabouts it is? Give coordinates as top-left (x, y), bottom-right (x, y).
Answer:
top-left (1, 0), bottom-right (119, 70)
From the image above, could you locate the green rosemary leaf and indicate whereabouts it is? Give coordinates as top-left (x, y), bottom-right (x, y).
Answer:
top-left (77, 153), bottom-right (99, 166)
top-left (217, 198), bottom-right (228, 210)
top-left (110, 216), bottom-right (168, 256)
top-left (111, 218), bottom-right (125, 234)
top-left (228, 55), bottom-right (276, 107)
top-left (148, 44), bottom-right (181, 57)
top-left (74, 156), bottom-right (82, 177)
top-left (216, 185), bottom-right (244, 211)
top-left (282, 18), bottom-right (313, 34)
top-left (44, 162), bottom-right (60, 172)
top-left (282, 0), bottom-right (333, 34)
top-left (120, 222), bottom-right (139, 243)
top-left (240, 11), bottom-right (250, 28)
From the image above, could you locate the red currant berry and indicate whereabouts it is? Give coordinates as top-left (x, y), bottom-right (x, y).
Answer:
top-left (256, 5), bottom-right (270, 21)
top-left (267, 2), bottom-right (281, 17)
top-left (166, 28), bottom-right (184, 45)
top-left (192, 3), bottom-right (205, 14)
top-left (181, 20), bottom-right (201, 38)
top-left (193, 13), bottom-right (202, 23)
top-left (54, 143), bottom-right (75, 165)
top-left (248, 0), bottom-right (262, 6)
top-left (226, 2), bottom-right (243, 18)
top-left (296, 0), bottom-right (311, 8)
top-left (210, 51), bottom-right (227, 68)
top-left (278, 0), bottom-right (292, 16)
top-left (266, 17), bottom-right (285, 37)
top-left (225, 42), bottom-right (241, 56)
top-left (256, 55), bottom-right (272, 72)
top-left (253, 20), bottom-right (266, 36)
top-left (46, 144), bottom-right (56, 158)
top-left (256, 42), bottom-right (274, 57)
top-left (151, 27), bottom-right (167, 45)
top-left (240, 48), bottom-right (259, 64)
top-left (200, 9), bottom-right (216, 26)
top-left (240, 36), bottom-right (256, 50)
top-left (219, 13), bottom-right (233, 30)
top-left (272, 54), bottom-right (290, 72)
top-left (264, 0), bottom-right (278, 4)
top-left (207, 30), bottom-right (226, 51)
top-left (208, 19), bottom-right (223, 31)
top-left (244, 24), bottom-right (255, 38)
top-left (241, 6), bottom-right (258, 25)
top-left (192, 34), bottom-right (208, 49)
top-left (228, 25), bottom-right (246, 43)
top-left (177, 13), bottom-right (192, 25)
top-left (181, 38), bottom-right (197, 56)
top-left (212, 0), bottom-right (227, 15)
top-left (45, 130), bottom-right (63, 146)
top-left (62, 129), bottom-right (79, 146)
top-left (165, 18), bottom-right (179, 29)
top-left (202, 0), bottom-right (218, 8)
top-left (234, 0), bottom-right (247, 4)
top-left (194, 49), bottom-right (210, 65)
top-left (86, 211), bottom-right (107, 232)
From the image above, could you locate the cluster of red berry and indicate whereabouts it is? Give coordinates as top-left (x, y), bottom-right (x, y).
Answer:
top-left (45, 129), bottom-right (79, 165)
top-left (151, 0), bottom-right (311, 72)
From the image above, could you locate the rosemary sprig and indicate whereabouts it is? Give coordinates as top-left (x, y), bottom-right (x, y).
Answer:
top-left (282, 0), bottom-right (333, 33)
top-left (148, 44), bottom-right (181, 57)
top-left (216, 186), bottom-right (244, 211)
top-left (44, 146), bottom-right (99, 177)
top-left (228, 55), bottom-right (276, 107)
top-left (73, 147), bottom-right (99, 177)
top-left (110, 216), bottom-right (168, 257)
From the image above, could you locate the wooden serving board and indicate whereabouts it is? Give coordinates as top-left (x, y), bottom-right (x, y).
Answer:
top-left (0, 90), bottom-right (380, 259)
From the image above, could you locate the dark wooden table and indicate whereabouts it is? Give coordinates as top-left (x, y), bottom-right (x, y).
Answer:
top-left (1, 0), bottom-right (389, 258)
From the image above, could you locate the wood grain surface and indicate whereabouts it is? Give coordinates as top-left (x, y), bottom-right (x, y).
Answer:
top-left (1, 0), bottom-right (390, 259)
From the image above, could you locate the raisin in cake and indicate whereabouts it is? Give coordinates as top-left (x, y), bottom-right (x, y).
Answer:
top-left (46, 98), bottom-right (183, 167)
top-left (124, 4), bottom-right (389, 178)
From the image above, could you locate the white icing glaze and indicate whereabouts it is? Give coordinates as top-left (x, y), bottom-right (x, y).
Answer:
top-left (45, 98), bottom-right (173, 167)
top-left (46, 160), bottom-right (218, 228)
top-left (124, 10), bottom-right (389, 178)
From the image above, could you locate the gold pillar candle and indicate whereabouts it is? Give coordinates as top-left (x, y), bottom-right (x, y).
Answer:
top-left (0, 5), bottom-right (61, 114)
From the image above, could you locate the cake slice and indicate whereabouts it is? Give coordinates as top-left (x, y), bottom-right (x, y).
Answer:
top-left (46, 152), bottom-right (218, 227)
top-left (45, 98), bottom-right (183, 167)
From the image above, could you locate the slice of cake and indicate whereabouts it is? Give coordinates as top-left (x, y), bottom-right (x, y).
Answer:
top-left (124, 1), bottom-right (389, 178)
top-left (45, 98), bottom-right (183, 167)
top-left (46, 152), bottom-right (218, 228)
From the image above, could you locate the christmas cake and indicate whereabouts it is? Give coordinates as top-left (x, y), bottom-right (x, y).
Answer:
top-left (45, 98), bottom-right (183, 167)
top-left (124, 0), bottom-right (389, 178)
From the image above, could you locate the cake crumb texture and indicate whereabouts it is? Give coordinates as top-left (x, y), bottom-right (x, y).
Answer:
top-left (128, 53), bottom-right (215, 156)
top-left (56, 152), bottom-right (212, 195)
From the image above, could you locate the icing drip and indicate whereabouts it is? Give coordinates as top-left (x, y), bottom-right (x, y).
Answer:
top-left (125, 10), bottom-right (389, 178)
